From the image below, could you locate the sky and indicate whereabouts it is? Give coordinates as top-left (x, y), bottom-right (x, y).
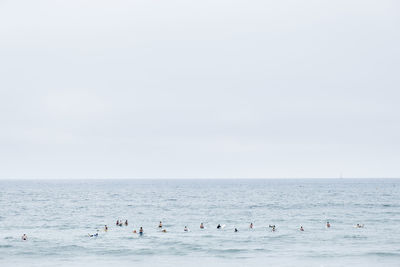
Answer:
top-left (0, 0), bottom-right (399, 179)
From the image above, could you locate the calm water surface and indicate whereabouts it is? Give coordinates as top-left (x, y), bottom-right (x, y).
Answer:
top-left (0, 179), bottom-right (399, 266)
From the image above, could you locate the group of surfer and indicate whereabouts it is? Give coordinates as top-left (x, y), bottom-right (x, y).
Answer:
top-left (115, 219), bottom-right (143, 235)
top-left (21, 220), bottom-right (365, 240)
top-left (116, 219), bottom-right (128, 227)
top-left (84, 220), bottom-right (365, 238)
top-left (136, 221), bottom-right (355, 234)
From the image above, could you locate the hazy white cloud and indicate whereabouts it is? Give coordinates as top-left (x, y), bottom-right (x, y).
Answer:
top-left (0, 0), bottom-right (399, 178)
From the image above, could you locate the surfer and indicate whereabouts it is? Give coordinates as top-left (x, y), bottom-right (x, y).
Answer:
top-left (200, 223), bottom-right (204, 229)
top-left (184, 226), bottom-right (188, 232)
top-left (21, 234), bottom-right (27, 240)
top-left (139, 227), bottom-right (143, 235)
top-left (300, 226), bottom-right (304, 231)
top-left (234, 228), bottom-right (238, 232)
top-left (125, 220), bottom-right (128, 226)
top-left (250, 223), bottom-right (253, 229)
top-left (217, 224), bottom-right (221, 229)
top-left (104, 225), bottom-right (108, 231)
top-left (326, 221), bottom-right (331, 228)
top-left (116, 220), bottom-right (119, 226)
top-left (159, 221), bottom-right (163, 228)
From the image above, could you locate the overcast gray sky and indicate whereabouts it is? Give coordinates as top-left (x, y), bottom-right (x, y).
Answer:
top-left (0, 0), bottom-right (399, 179)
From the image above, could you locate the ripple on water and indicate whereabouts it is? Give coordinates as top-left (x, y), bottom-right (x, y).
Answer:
top-left (343, 235), bottom-right (368, 240)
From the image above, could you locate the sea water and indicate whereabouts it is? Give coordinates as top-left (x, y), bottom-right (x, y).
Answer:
top-left (0, 179), bottom-right (399, 267)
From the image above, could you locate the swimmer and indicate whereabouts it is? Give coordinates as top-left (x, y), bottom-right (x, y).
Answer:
top-left (139, 227), bottom-right (143, 235)
top-left (250, 223), bottom-right (253, 229)
top-left (184, 226), bottom-right (188, 232)
top-left (326, 221), bottom-right (331, 228)
top-left (200, 223), bottom-right (204, 229)
top-left (159, 221), bottom-right (163, 228)
top-left (125, 220), bottom-right (128, 226)
top-left (21, 234), bottom-right (27, 240)
top-left (217, 224), bottom-right (221, 229)
top-left (300, 226), bottom-right (304, 231)
top-left (104, 225), bottom-right (108, 231)
top-left (234, 228), bottom-right (238, 232)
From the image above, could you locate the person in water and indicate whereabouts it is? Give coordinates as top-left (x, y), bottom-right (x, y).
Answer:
top-left (326, 221), bottom-right (331, 228)
top-left (234, 228), bottom-right (238, 232)
top-left (139, 227), bottom-right (143, 235)
top-left (300, 226), bottom-right (304, 231)
top-left (250, 223), bottom-right (254, 229)
top-left (159, 221), bottom-right (163, 228)
top-left (200, 223), bottom-right (204, 229)
top-left (88, 232), bottom-right (98, 237)
top-left (21, 234), bottom-right (27, 240)
top-left (217, 224), bottom-right (221, 229)
top-left (125, 220), bottom-right (128, 226)
top-left (184, 226), bottom-right (188, 232)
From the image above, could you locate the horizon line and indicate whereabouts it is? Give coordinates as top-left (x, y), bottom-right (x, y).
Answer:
top-left (0, 177), bottom-right (399, 181)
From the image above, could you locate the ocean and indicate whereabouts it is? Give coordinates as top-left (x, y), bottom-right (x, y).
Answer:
top-left (0, 179), bottom-right (399, 267)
